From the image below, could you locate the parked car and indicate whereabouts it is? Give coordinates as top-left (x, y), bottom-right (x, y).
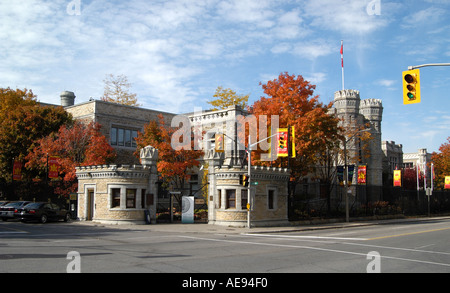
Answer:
top-left (14, 202), bottom-right (71, 223)
top-left (0, 201), bottom-right (31, 221)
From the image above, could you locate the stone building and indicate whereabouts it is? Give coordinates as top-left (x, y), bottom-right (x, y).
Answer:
top-left (329, 89), bottom-right (384, 200)
top-left (188, 106), bottom-right (290, 227)
top-left (75, 146), bottom-right (159, 225)
top-left (62, 91), bottom-right (175, 164)
top-left (63, 88), bottom-right (388, 225)
top-left (381, 141), bottom-right (403, 184)
top-left (403, 148), bottom-right (433, 183)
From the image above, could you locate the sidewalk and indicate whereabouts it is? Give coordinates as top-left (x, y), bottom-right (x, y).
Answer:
top-left (74, 215), bottom-right (450, 235)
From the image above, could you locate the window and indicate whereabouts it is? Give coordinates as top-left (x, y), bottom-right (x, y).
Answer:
top-left (226, 189), bottom-right (236, 209)
top-left (126, 189), bottom-right (136, 208)
top-left (268, 189), bottom-right (275, 210)
top-left (241, 189), bottom-right (248, 210)
top-left (141, 189), bottom-right (146, 209)
top-left (111, 127), bottom-right (117, 145)
top-left (217, 189), bottom-right (221, 209)
top-left (111, 188), bottom-right (121, 208)
top-left (118, 128), bottom-right (124, 146)
top-left (111, 126), bottom-right (139, 148)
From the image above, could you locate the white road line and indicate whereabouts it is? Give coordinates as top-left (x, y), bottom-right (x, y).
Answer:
top-left (178, 235), bottom-right (450, 268)
top-left (243, 233), bottom-right (450, 257)
top-left (242, 233), bottom-right (368, 241)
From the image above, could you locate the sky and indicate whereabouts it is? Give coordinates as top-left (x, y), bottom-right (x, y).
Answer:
top-left (0, 0), bottom-right (449, 154)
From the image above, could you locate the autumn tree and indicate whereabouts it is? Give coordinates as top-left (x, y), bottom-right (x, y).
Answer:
top-left (101, 74), bottom-right (140, 107)
top-left (250, 73), bottom-right (342, 214)
top-left (207, 86), bottom-right (249, 110)
top-left (25, 121), bottom-right (116, 197)
top-left (431, 137), bottom-right (450, 190)
top-left (135, 114), bottom-right (204, 208)
top-left (251, 72), bottom-right (341, 176)
top-left (0, 88), bottom-right (73, 182)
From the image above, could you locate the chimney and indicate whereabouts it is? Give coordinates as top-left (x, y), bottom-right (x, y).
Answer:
top-left (60, 91), bottom-right (75, 107)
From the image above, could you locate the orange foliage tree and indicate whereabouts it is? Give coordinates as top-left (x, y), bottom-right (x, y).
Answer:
top-left (250, 72), bottom-right (342, 179)
top-left (431, 137), bottom-right (450, 190)
top-left (135, 115), bottom-right (204, 207)
top-left (25, 122), bottom-right (116, 197)
top-left (0, 87), bottom-right (72, 182)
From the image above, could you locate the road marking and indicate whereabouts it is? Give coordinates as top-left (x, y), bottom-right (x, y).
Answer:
top-left (242, 233), bottom-right (368, 241)
top-left (368, 227), bottom-right (450, 240)
top-left (0, 226), bottom-right (28, 234)
top-left (178, 235), bottom-right (450, 268)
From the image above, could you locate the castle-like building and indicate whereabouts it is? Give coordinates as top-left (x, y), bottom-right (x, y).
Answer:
top-left (52, 88), bottom-right (389, 225)
top-left (329, 89), bottom-right (384, 199)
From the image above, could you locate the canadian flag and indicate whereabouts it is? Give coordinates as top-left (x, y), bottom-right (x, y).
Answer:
top-left (340, 41), bottom-right (344, 68)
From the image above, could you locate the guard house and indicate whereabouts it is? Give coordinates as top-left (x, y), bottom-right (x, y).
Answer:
top-left (210, 165), bottom-right (290, 227)
top-left (75, 146), bottom-right (159, 225)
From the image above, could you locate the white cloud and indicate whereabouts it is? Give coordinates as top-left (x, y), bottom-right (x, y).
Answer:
top-left (217, 0), bottom-right (276, 28)
top-left (402, 7), bottom-right (446, 28)
top-left (292, 40), bottom-right (334, 60)
top-left (303, 0), bottom-right (389, 34)
top-left (305, 72), bottom-right (327, 84)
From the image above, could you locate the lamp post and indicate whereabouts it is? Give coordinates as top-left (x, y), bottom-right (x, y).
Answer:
top-left (342, 128), bottom-right (371, 223)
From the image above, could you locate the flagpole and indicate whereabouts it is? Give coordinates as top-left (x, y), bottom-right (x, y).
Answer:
top-left (341, 40), bottom-right (344, 90)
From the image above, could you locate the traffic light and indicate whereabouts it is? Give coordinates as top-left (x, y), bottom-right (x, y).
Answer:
top-left (240, 174), bottom-right (249, 187)
top-left (277, 127), bottom-right (295, 157)
top-left (277, 128), bottom-right (288, 157)
top-left (402, 69), bottom-right (421, 104)
top-left (215, 134), bottom-right (224, 152)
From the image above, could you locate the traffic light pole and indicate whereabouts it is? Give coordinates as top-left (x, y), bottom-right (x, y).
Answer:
top-left (408, 63), bottom-right (450, 70)
top-left (246, 132), bottom-right (279, 229)
top-left (247, 134), bottom-right (251, 229)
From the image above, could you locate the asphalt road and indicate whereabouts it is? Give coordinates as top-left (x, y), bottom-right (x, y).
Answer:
top-left (1, 218), bottom-right (449, 274)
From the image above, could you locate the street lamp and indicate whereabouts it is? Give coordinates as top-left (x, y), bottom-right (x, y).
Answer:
top-left (342, 128), bottom-right (371, 223)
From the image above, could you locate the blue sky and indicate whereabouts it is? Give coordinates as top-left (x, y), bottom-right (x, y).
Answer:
top-left (0, 0), bottom-right (449, 154)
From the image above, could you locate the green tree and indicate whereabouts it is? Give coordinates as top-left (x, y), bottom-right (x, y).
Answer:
top-left (207, 86), bottom-right (249, 110)
top-left (101, 74), bottom-right (140, 107)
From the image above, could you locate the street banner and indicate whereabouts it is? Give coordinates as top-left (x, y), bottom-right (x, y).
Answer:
top-left (48, 156), bottom-right (60, 179)
top-left (394, 170), bottom-right (402, 187)
top-left (337, 166), bottom-right (344, 186)
top-left (357, 165), bottom-right (367, 185)
top-left (13, 160), bottom-right (22, 181)
top-left (348, 165), bottom-right (355, 185)
top-left (445, 176), bottom-right (450, 189)
top-left (276, 128), bottom-right (288, 157)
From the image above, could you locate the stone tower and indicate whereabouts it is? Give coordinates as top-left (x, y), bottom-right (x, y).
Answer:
top-left (333, 90), bottom-right (383, 199)
top-left (359, 99), bottom-right (383, 188)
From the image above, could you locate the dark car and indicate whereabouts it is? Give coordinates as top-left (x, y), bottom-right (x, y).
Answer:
top-left (14, 202), bottom-right (71, 223)
top-left (0, 201), bottom-right (31, 221)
